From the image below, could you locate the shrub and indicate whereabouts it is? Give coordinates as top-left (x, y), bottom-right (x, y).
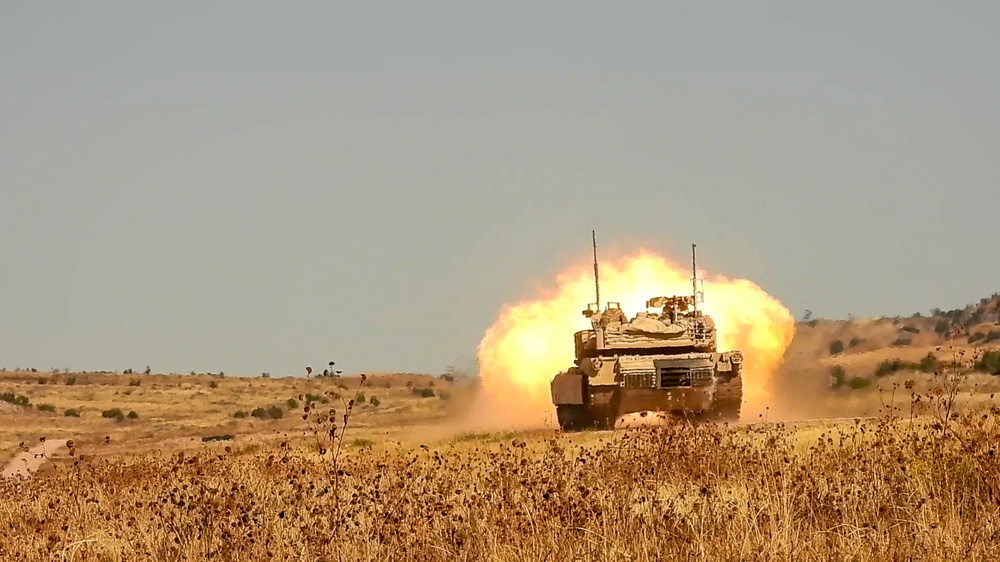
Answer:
top-left (127, 411), bottom-right (139, 420)
top-left (36, 403), bottom-right (56, 413)
top-left (64, 408), bottom-right (80, 417)
top-left (251, 407), bottom-right (268, 419)
top-left (129, 379), bottom-right (141, 387)
top-left (934, 319), bottom-right (951, 337)
top-left (356, 393), bottom-right (366, 404)
top-left (974, 350), bottom-right (1000, 375)
top-left (829, 365), bottom-right (846, 389)
top-left (417, 388), bottom-right (435, 398)
top-left (969, 332), bottom-right (987, 344)
top-left (918, 352), bottom-right (940, 373)
top-left (440, 373), bottom-right (456, 383)
top-left (901, 325), bottom-right (921, 334)
top-left (875, 359), bottom-right (908, 378)
top-left (286, 398), bottom-right (299, 410)
top-left (266, 405), bottom-right (284, 419)
top-left (209, 381), bottom-right (219, 389)
top-left (1, 392), bottom-right (31, 407)
top-left (439, 391), bottom-right (451, 401)
top-left (828, 340), bottom-right (845, 355)
top-left (846, 376), bottom-right (871, 390)
top-left (65, 376), bottom-right (76, 386)
top-left (233, 410), bottom-right (248, 419)
top-left (369, 396), bottom-right (380, 407)
top-left (848, 336), bottom-right (863, 348)
top-left (305, 393), bottom-right (328, 404)
top-left (102, 408), bottom-right (125, 422)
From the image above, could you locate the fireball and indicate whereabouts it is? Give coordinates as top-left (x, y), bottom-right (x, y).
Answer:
top-left (468, 247), bottom-right (795, 429)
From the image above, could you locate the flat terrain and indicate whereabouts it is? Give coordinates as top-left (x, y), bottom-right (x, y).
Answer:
top-left (2, 305), bottom-right (1000, 560)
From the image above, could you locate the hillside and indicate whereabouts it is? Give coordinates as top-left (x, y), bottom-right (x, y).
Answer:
top-left (768, 292), bottom-right (1000, 419)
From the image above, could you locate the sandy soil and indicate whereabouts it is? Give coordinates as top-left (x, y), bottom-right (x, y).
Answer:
top-left (2, 439), bottom-right (68, 480)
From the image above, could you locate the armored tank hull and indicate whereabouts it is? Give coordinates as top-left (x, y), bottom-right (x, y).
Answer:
top-left (550, 348), bottom-right (743, 430)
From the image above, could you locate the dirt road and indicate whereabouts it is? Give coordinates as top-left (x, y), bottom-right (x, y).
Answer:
top-left (2, 439), bottom-right (68, 480)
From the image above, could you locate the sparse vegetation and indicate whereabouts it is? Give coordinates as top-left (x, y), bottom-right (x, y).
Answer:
top-left (828, 339), bottom-right (844, 355)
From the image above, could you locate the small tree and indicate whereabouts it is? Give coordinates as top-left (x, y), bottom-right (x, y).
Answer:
top-left (829, 340), bottom-right (845, 355)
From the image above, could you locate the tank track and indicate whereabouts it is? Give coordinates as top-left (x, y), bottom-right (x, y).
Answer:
top-left (556, 387), bottom-right (618, 431)
top-left (704, 374), bottom-right (742, 423)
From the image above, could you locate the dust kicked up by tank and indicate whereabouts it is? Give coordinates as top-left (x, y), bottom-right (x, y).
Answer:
top-left (466, 237), bottom-right (796, 430)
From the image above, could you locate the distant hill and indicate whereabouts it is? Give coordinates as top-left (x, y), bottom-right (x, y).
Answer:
top-left (772, 292), bottom-right (1000, 414)
top-left (792, 292), bottom-right (1000, 363)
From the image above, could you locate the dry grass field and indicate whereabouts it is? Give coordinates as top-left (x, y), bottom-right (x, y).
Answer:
top-left (0, 384), bottom-right (997, 560)
top-left (3, 301), bottom-right (1000, 560)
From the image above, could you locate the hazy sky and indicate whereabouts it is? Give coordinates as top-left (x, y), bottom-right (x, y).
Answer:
top-left (2, 2), bottom-right (998, 377)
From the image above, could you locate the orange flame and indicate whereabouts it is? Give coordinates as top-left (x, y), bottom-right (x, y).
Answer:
top-left (468, 248), bottom-right (795, 429)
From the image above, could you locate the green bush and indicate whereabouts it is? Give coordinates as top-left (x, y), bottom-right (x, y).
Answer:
top-left (974, 350), bottom-right (1000, 375)
top-left (369, 396), bottom-right (380, 407)
top-left (102, 408), bottom-right (125, 422)
top-left (251, 407), bottom-right (268, 419)
top-left (64, 408), bottom-right (81, 417)
top-left (233, 410), bottom-right (248, 419)
top-left (847, 376), bottom-right (871, 390)
top-left (266, 405), bottom-right (284, 419)
top-left (872, 356), bottom-right (939, 378)
top-left (305, 393), bottom-right (328, 405)
top-left (285, 398), bottom-right (299, 410)
top-left (918, 352), bottom-right (940, 374)
top-left (36, 403), bottom-right (56, 413)
top-left (127, 410), bottom-right (139, 420)
top-left (356, 393), bottom-right (366, 404)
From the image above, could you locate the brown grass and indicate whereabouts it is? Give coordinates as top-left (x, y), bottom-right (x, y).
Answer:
top-left (1, 370), bottom-right (999, 561)
top-left (0, 370), bottom-right (471, 466)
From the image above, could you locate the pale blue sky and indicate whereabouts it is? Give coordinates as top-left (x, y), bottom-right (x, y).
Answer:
top-left (2, 1), bottom-right (998, 376)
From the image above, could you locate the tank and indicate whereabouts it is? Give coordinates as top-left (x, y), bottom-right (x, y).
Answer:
top-left (549, 235), bottom-right (743, 430)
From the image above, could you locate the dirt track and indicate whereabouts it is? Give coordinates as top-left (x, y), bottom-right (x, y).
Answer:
top-left (2, 439), bottom-right (68, 480)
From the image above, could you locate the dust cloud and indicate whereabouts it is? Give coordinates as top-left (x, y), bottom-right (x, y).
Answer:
top-left (464, 248), bottom-right (796, 430)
